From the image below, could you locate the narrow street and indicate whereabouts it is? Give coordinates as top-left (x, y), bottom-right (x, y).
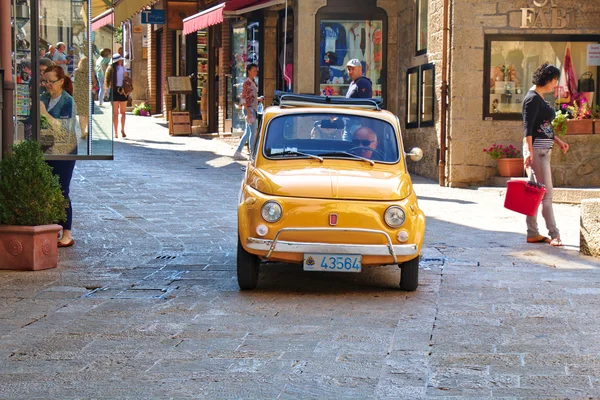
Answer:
top-left (1, 114), bottom-right (600, 399)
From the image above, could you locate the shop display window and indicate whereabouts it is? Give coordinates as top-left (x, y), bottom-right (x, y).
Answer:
top-left (484, 35), bottom-right (600, 121)
top-left (10, 0), bottom-right (115, 159)
top-left (231, 20), bottom-right (261, 133)
top-left (317, 19), bottom-right (384, 98)
top-left (197, 29), bottom-right (208, 125)
top-left (406, 63), bottom-right (435, 129)
top-left (416, 0), bottom-right (428, 56)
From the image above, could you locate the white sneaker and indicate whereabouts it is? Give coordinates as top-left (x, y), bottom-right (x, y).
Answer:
top-left (233, 151), bottom-right (247, 161)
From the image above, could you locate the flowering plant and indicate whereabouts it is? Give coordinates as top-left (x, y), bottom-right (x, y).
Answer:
top-left (483, 144), bottom-right (522, 159)
top-left (563, 100), bottom-right (600, 120)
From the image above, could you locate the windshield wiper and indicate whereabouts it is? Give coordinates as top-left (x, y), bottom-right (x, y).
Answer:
top-left (270, 149), bottom-right (323, 162)
top-left (317, 151), bottom-right (375, 166)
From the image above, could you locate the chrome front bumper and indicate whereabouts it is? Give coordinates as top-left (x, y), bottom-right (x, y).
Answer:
top-left (245, 227), bottom-right (419, 264)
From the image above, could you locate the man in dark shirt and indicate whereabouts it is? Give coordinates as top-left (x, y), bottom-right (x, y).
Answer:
top-left (345, 59), bottom-right (372, 99)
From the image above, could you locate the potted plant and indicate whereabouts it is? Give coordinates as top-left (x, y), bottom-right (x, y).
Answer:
top-left (554, 100), bottom-right (600, 135)
top-left (0, 140), bottom-right (68, 270)
top-left (133, 102), bottom-right (152, 117)
top-left (483, 143), bottom-right (524, 177)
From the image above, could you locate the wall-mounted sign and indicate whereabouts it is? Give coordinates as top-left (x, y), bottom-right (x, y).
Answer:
top-left (520, 0), bottom-right (569, 29)
top-left (141, 9), bottom-right (165, 24)
top-left (133, 25), bottom-right (143, 33)
top-left (167, 2), bottom-right (198, 30)
top-left (588, 44), bottom-right (600, 66)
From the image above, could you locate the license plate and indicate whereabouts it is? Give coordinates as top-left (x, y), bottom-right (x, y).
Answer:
top-left (303, 253), bottom-right (362, 273)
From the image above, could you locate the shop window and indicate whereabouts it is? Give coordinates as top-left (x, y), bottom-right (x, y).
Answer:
top-left (232, 20), bottom-right (261, 133)
top-left (406, 63), bottom-right (435, 129)
top-left (10, 0), bottom-right (115, 159)
top-left (315, 1), bottom-right (387, 99)
top-left (484, 35), bottom-right (600, 121)
top-left (416, 0), bottom-right (428, 56)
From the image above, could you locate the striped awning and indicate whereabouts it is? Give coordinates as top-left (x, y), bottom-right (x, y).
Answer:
top-left (91, 0), bottom-right (112, 19)
top-left (91, 9), bottom-right (114, 31)
top-left (183, 0), bottom-right (284, 35)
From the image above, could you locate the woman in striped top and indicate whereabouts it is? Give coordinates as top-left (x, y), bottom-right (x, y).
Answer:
top-left (522, 62), bottom-right (569, 247)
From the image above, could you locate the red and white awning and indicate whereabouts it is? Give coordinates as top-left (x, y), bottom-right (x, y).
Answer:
top-left (183, 0), bottom-right (284, 35)
top-left (91, 9), bottom-right (114, 31)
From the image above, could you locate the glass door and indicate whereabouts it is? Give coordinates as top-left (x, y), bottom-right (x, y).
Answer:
top-left (231, 21), bottom-right (247, 133)
top-left (11, 0), bottom-right (33, 143)
top-left (231, 20), bottom-right (260, 133)
top-left (197, 29), bottom-right (208, 126)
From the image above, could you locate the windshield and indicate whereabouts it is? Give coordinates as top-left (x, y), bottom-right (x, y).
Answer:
top-left (263, 113), bottom-right (400, 163)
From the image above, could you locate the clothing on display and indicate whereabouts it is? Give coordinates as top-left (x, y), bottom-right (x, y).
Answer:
top-left (318, 20), bottom-right (383, 97)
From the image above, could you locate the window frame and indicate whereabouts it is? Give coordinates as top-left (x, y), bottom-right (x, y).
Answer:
top-left (415, 0), bottom-right (428, 56)
top-left (314, 0), bottom-right (388, 101)
top-left (406, 63), bottom-right (435, 129)
top-left (483, 34), bottom-right (600, 121)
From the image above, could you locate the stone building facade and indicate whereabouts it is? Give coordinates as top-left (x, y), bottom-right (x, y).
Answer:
top-left (140, 0), bottom-right (599, 187)
top-left (398, 0), bottom-right (600, 187)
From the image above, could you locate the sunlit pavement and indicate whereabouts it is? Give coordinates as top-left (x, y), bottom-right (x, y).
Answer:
top-left (1, 115), bottom-right (599, 398)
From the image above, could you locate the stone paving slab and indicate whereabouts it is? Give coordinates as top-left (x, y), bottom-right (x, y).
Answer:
top-left (1, 114), bottom-right (600, 398)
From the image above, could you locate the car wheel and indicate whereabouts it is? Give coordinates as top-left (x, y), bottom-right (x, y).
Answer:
top-left (237, 236), bottom-right (260, 290)
top-left (399, 256), bottom-right (419, 291)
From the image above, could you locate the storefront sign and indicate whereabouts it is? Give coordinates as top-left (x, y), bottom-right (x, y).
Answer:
top-left (167, 2), bottom-right (198, 31)
top-left (520, 0), bottom-right (569, 29)
top-left (141, 9), bottom-right (165, 24)
top-left (587, 44), bottom-right (600, 66)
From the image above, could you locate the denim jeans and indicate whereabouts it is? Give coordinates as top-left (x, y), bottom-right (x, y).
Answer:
top-left (236, 108), bottom-right (258, 154)
top-left (97, 75), bottom-right (105, 105)
top-left (524, 146), bottom-right (559, 239)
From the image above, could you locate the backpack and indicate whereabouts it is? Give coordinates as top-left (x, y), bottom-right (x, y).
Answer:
top-left (121, 76), bottom-right (134, 96)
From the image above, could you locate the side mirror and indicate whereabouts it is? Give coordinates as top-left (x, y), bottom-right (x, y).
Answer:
top-left (406, 147), bottom-right (423, 162)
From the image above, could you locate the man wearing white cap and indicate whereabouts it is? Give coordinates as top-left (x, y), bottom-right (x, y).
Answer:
top-left (345, 59), bottom-right (372, 99)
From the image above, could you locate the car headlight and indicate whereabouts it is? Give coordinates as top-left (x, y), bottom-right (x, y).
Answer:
top-left (384, 206), bottom-right (406, 228)
top-left (261, 201), bottom-right (283, 223)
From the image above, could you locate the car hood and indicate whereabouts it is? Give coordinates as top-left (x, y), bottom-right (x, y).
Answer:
top-left (249, 163), bottom-right (413, 201)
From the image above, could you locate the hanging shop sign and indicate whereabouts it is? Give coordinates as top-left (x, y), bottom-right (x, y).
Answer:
top-left (588, 44), bottom-right (600, 66)
top-left (519, 0), bottom-right (570, 29)
top-left (167, 1), bottom-right (198, 30)
top-left (141, 9), bottom-right (165, 24)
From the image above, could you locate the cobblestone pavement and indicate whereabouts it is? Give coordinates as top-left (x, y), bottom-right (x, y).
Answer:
top-left (1, 115), bottom-right (600, 399)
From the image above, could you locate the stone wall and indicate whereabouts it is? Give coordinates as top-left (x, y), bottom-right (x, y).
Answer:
top-left (131, 13), bottom-right (148, 103)
top-left (398, 0), bottom-right (444, 182)
top-left (552, 134), bottom-right (600, 187)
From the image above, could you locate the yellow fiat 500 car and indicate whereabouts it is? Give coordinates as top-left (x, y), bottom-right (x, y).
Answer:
top-left (237, 93), bottom-right (425, 291)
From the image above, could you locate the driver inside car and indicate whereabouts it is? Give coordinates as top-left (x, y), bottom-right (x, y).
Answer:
top-left (351, 127), bottom-right (379, 159)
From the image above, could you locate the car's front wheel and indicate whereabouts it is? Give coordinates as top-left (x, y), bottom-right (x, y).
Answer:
top-left (399, 256), bottom-right (419, 291)
top-left (237, 236), bottom-right (260, 290)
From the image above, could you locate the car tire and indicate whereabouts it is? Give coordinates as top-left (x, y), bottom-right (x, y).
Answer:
top-left (237, 236), bottom-right (260, 290)
top-left (399, 256), bottom-right (419, 291)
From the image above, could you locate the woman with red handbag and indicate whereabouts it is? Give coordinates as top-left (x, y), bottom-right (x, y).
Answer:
top-left (522, 63), bottom-right (569, 247)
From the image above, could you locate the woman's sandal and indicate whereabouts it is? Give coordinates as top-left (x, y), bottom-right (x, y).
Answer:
top-left (550, 237), bottom-right (563, 247)
top-left (527, 235), bottom-right (551, 243)
top-left (121, 131), bottom-right (127, 138)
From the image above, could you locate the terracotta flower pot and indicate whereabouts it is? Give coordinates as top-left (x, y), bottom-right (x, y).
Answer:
top-left (566, 119), bottom-right (594, 135)
top-left (497, 158), bottom-right (524, 177)
top-left (0, 224), bottom-right (62, 270)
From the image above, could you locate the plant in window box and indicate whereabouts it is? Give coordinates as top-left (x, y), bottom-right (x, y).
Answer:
top-left (559, 100), bottom-right (600, 135)
top-left (0, 140), bottom-right (68, 270)
top-left (483, 143), bottom-right (524, 177)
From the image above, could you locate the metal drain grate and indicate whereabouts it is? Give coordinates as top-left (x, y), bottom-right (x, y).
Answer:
top-left (156, 255), bottom-right (177, 260)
